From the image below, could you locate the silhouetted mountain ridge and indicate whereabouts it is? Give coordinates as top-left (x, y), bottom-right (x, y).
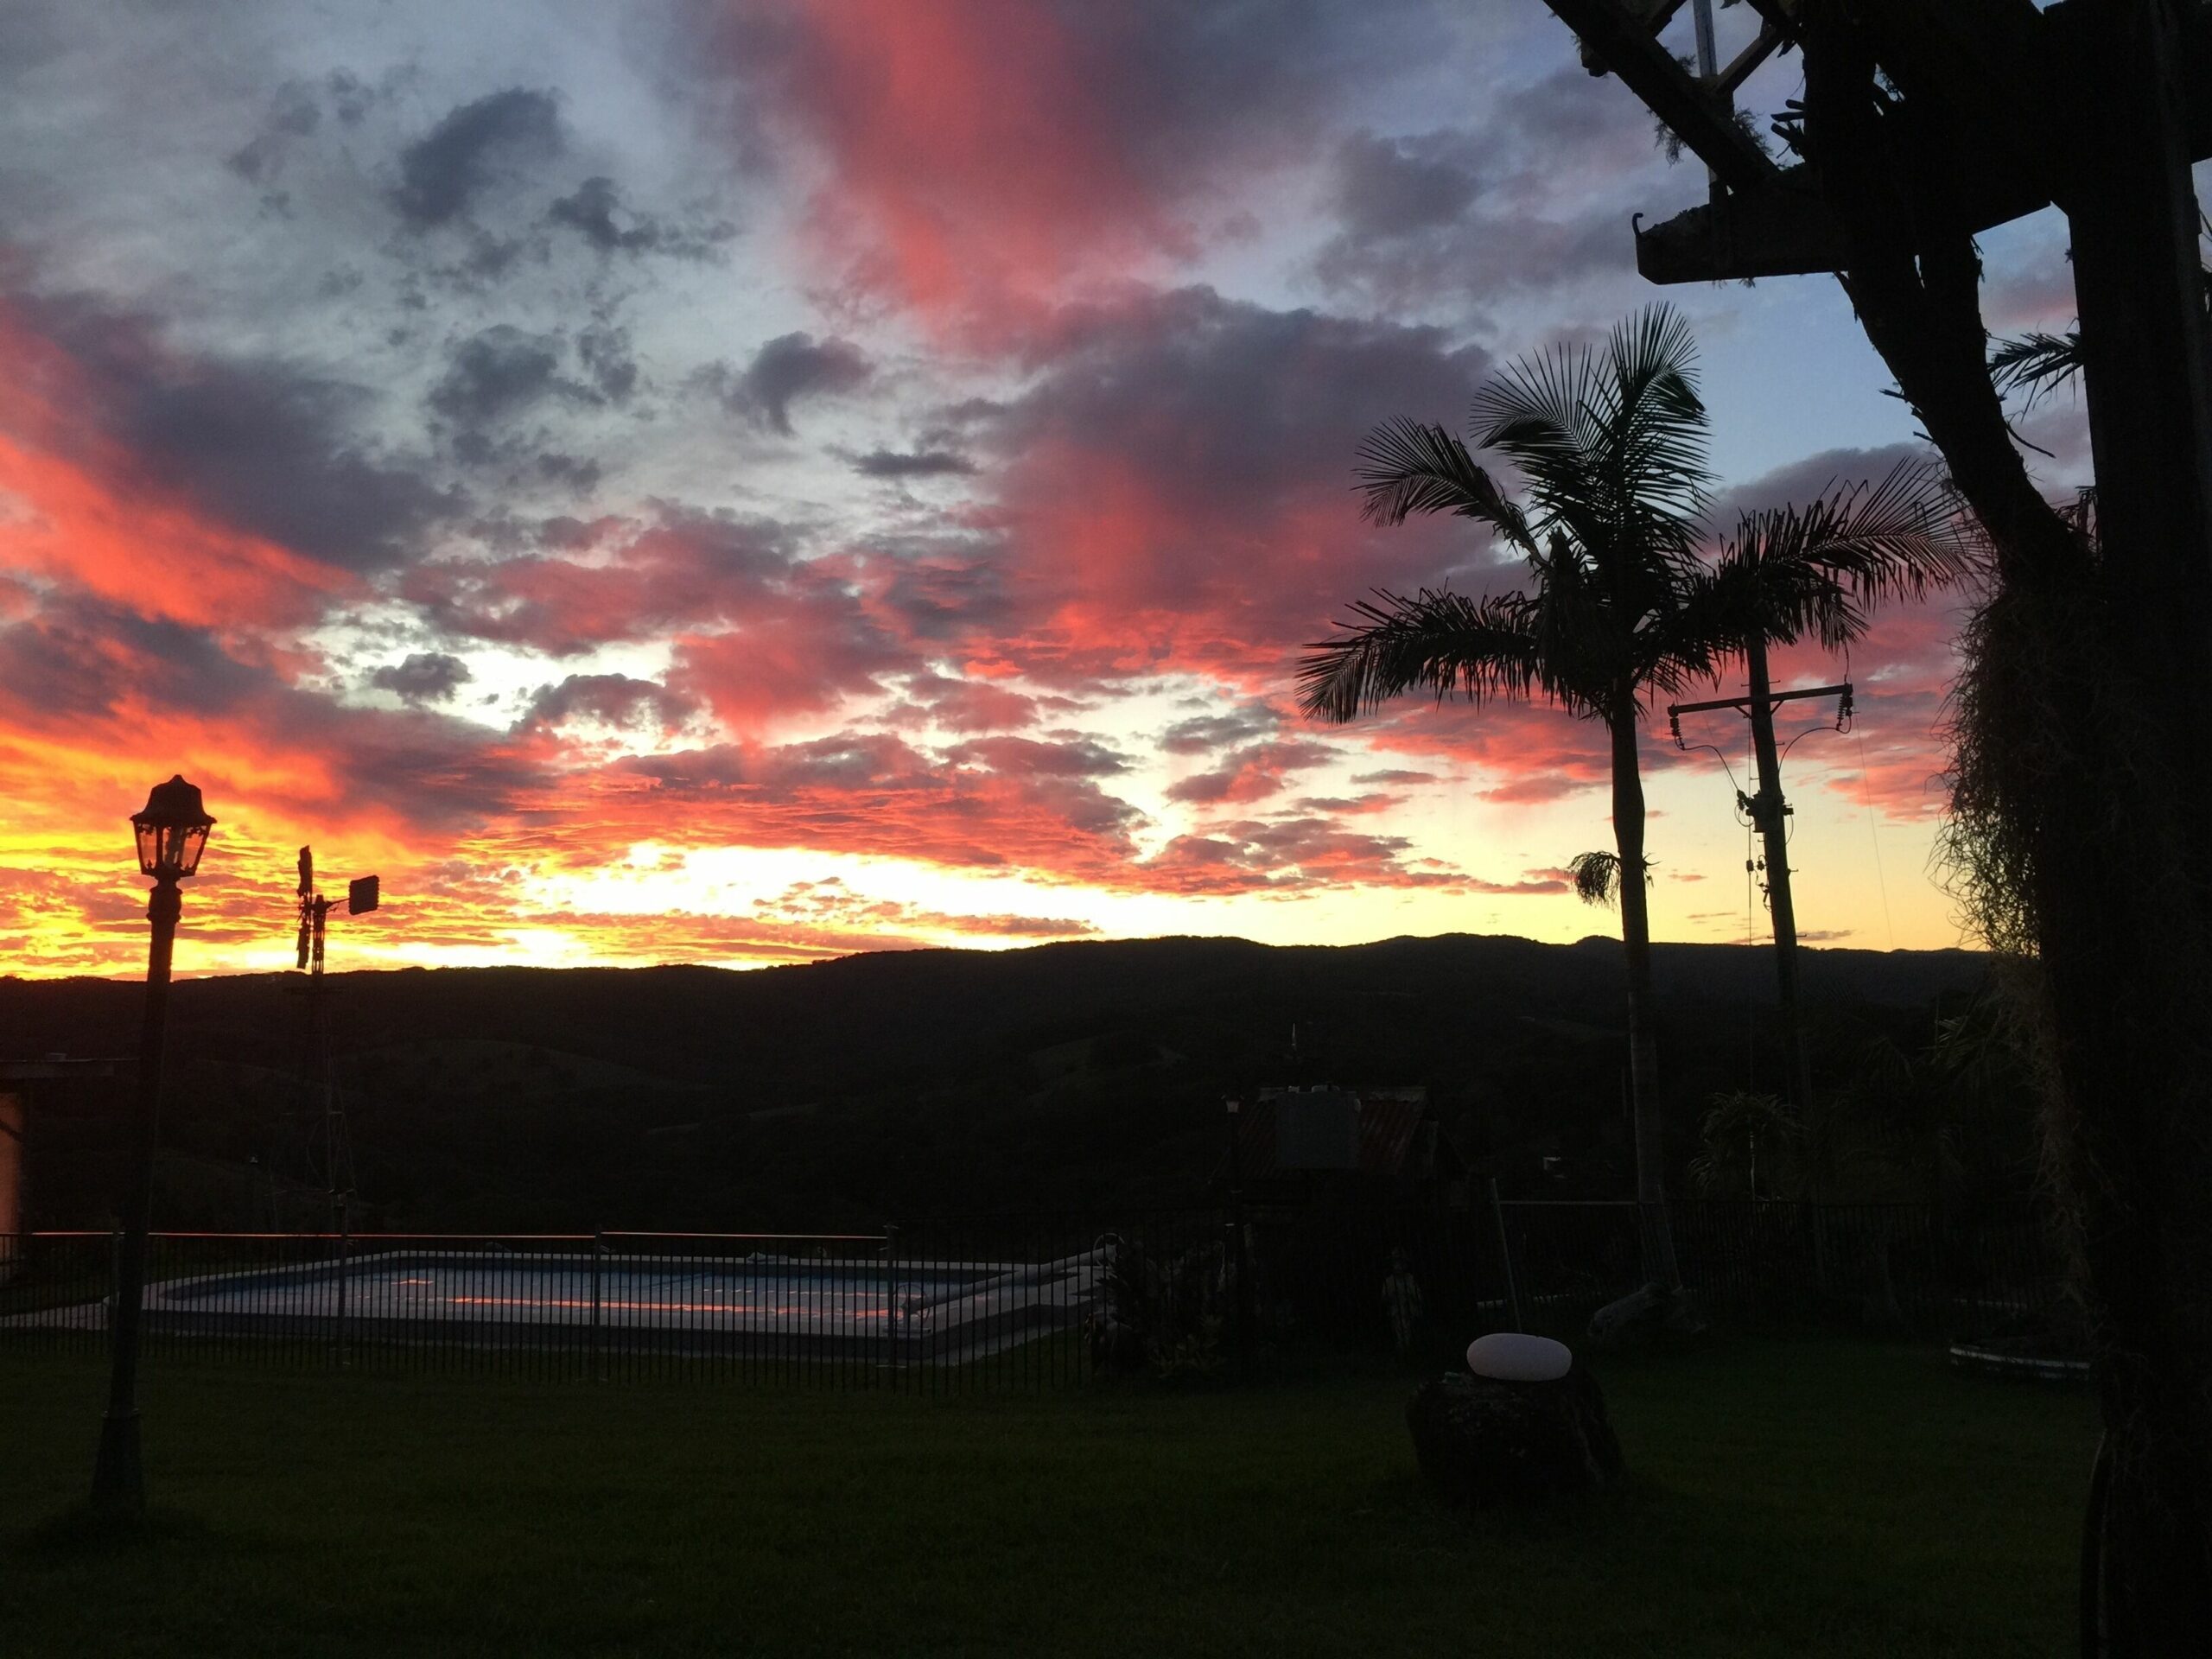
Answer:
top-left (3, 932), bottom-right (1989, 1231)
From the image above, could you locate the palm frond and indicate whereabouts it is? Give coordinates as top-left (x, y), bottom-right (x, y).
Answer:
top-left (1353, 419), bottom-right (1537, 553)
top-left (1471, 343), bottom-right (1612, 560)
top-left (1989, 330), bottom-right (2082, 407)
top-left (1297, 588), bottom-right (1543, 723)
top-left (1713, 461), bottom-right (1981, 652)
top-left (1630, 584), bottom-right (1740, 700)
top-left (1313, 307), bottom-right (1730, 737)
top-left (1592, 304), bottom-right (1713, 556)
top-left (1568, 849), bottom-right (1621, 907)
top-left (1601, 303), bottom-right (1710, 505)
top-left (1476, 305), bottom-right (1712, 596)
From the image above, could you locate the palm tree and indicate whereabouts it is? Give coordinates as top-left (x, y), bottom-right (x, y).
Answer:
top-left (1300, 305), bottom-right (1718, 1290)
top-left (1300, 308), bottom-right (1970, 1296)
top-left (1690, 464), bottom-right (1976, 1117)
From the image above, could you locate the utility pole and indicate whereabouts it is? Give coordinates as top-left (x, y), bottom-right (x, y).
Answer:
top-left (1669, 668), bottom-right (1853, 1118)
top-left (292, 849), bottom-right (381, 1231)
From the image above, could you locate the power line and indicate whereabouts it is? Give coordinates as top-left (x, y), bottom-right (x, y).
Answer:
top-left (1852, 724), bottom-right (1898, 951)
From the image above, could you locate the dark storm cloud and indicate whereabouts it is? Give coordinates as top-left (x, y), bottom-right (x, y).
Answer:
top-left (1332, 130), bottom-right (1480, 238)
top-left (520, 672), bottom-right (696, 731)
top-left (944, 735), bottom-right (1129, 778)
top-left (962, 285), bottom-right (1495, 685)
top-left (849, 448), bottom-right (976, 479)
top-left (710, 0), bottom-right (1449, 331)
top-left (1315, 149), bottom-right (1626, 307)
top-left (1141, 813), bottom-right (1463, 893)
top-left (1163, 740), bottom-right (1334, 804)
top-left (0, 601), bottom-right (260, 722)
top-left (0, 598), bottom-right (541, 830)
top-left (404, 507), bottom-right (800, 656)
top-left (226, 80), bottom-right (321, 186)
top-left (391, 88), bottom-right (563, 228)
top-left (368, 652), bottom-right (473, 704)
top-left (576, 321), bottom-right (639, 403)
top-left (426, 318), bottom-right (636, 461)
top-left (702, 333), bottom-right (874, 435)
top-left (534, 452), bottom-right (602, 493)
top-left (18, 291), bottom-right (452, 572)
top-left (325, 70), bottom-right (376, 126)
top-left (429, 326), bottom-right (571, 425)
top-left (1312, 67), bottom-right (1663, 311)
top-left (546, 176), bottom-right (734, 261)
top-left (1704, 442), bottom-right (1941, 526)
top-left (1000, 288), bottom-right (1489, 496)
top-left (1160, 708), bottom-right (1279, 754)
top-left (548, 176), bottom-right (652, 252)
top-left (873, 552), bottom-right (1012, 641)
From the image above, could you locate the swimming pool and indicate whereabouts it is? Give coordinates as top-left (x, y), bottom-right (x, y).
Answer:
top-left (127, 1247), bottom-right (1104, 1361)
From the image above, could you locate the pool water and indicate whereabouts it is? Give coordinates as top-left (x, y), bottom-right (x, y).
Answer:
top-left (154, 1254), bottom-right (987, 1335)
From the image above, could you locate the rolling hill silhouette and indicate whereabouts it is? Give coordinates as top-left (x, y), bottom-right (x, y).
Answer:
top-left (3, 932), bottom-right (1990, 1232)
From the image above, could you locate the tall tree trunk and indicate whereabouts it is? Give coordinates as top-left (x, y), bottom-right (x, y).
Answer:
top-left (2042, 6), bottom-right (2212, 1649)
top-left (1610, 701), bottom-right (1681, 1290)
top-left (1800, 4), bottom-right (2212, 1646)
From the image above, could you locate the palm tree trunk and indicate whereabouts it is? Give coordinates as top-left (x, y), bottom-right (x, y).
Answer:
top-left (1610, 702), bottom-right (1681, 1291)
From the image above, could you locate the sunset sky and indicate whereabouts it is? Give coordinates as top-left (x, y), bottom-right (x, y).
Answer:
top-left (0, 1), bottom-right (2089, 978)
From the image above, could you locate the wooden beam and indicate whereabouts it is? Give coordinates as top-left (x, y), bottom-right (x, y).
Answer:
top-left (2051, 0), bottom-right (2212, 690)
top-left (1714, 22), bottom-right (1784, 98)
top-left (1633, 4), bottom-right (2212, 285)
top-left (1545, 0), bottom-right (1779, 192)
top-left (1576, 0), bottom-right (1688, 73)
top-left (1635, 175), bottom-right (1841, 283)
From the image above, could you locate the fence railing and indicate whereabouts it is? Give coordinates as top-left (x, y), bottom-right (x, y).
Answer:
top-left (0, 1198), bottom-right (2068, 1389)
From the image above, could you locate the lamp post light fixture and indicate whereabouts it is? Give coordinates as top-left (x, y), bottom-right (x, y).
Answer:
top-left (91, 775), bottom-right (213, 1509)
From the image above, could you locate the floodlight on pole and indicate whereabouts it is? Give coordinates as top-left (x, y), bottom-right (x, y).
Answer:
top-left (93, 776), bottom-right (215, 1509)
top-left (292, 848), bottom-right (384, 1233)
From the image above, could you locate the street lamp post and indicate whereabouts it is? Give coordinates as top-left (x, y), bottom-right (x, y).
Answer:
top-left (91, 776), bottom-right (213, 1510)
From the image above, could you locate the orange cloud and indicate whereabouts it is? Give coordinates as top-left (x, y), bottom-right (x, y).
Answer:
top-left (726, 3), bottom-right (1392, 341)
top-left (0, 300), bottom-right (359, 633)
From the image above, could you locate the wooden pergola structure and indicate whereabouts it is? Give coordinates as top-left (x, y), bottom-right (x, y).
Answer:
top-left (1551, 2), bottom-right (2211, 277)
top-left (1548, 2), bottom-right (2212, 607)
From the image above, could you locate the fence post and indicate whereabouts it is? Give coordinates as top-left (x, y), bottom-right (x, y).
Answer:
top-left (1225, 1100), bottom-right (1253, 1370)
top-left (883, 1222), bottom-right (900, 1390)
top-left (591, 1228), bottom-right (605, 1382)
top-left (335, 1198), bottom-right (352, 1369)
top-left (1488, 1179), bottom-right (1526, 1333)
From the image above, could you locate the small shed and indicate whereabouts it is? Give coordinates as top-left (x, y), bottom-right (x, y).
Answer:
top-left (1221, 1085), bottom-right (1463, 1210)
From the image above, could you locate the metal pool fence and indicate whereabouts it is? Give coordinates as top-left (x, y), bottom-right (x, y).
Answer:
top-left (0, 1198), bottom-right (2066, 1390)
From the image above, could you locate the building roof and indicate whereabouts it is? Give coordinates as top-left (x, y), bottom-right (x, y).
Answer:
top-left (1230, 1087), bottom-right (1439, 1181)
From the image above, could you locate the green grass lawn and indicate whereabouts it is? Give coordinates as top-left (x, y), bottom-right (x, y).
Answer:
top-left (0, 1338), bottom-right (2095, 1658)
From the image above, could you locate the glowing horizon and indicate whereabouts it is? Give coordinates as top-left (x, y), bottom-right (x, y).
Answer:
top-left (1, 2), bottom-right (2082, 982)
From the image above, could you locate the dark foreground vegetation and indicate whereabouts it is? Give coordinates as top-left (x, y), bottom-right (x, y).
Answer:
top-left (3, 933), bottom-right (1999, 1232)
top-left (0, 1338), bottom-right (2093, 1658)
